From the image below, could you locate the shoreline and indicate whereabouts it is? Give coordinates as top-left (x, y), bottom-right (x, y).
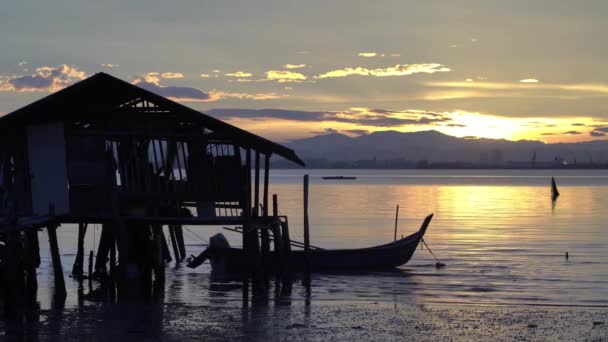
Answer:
top-left (3, 301), bottom-right (607, 341)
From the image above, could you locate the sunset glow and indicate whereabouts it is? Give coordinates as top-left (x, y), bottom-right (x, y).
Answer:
top-left (1, 1), bottom-right (608, 144)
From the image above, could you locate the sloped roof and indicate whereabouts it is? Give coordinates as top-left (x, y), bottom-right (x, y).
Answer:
top-left (0, 72), bottom-right (304, 166)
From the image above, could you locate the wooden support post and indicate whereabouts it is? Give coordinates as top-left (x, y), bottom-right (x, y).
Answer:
top-left (242, 148), bottom-right (252, 276)
top-left (168, 225), bottom-right (181, 262)
top-left (174, 225), bottom-right (187, 261)
top-left (254, 151), bottom-right (260, 217)
top-left (3, 230), bottom-right (25, 333)
top-left (303, 175), bottom-right (311, 285)
top-left (152, 225), bottom-right (165, 284)
top-left (272, 194), bottom-right (283, 272)
top-left (72, 222), bottom-right (88, 278)
top-left (47, 224), bottom-right (67, 299)
top-left (161, 231), bottom-right (172, 262)
top-left (394, 205), bottom-right (399, 242)
top-left (109, 237), bottom-right (117, 278)
top-left (280, 218), bottom-right (292, 293)
top-left (260, 153), bottom-right (271, 268)
top-left (88, 250), bottom-right (94, 285)
top-left (95, 223), bottom-right (115, 276)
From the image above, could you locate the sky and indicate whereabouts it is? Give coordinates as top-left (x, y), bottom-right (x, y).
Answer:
top-left (1, 0), bottom-right (608, 143)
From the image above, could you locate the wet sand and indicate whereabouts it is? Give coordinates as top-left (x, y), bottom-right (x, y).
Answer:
top-left (3, 302), bottom-right (607, 341)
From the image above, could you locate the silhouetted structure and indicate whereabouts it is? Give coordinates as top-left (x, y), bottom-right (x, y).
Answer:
top-left (0, 73), bottom-right (303, 315)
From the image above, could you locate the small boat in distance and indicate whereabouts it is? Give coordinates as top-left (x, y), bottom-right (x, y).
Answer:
top-left (187, 214), bottom-right (434, 273)
top-left (322, 176), bottom-right (357, 180)
top-left (551, 176), bottom-right (560, 200)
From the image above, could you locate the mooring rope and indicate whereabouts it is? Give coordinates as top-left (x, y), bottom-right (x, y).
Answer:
top-left (421, 238), bottom-right (445, 268)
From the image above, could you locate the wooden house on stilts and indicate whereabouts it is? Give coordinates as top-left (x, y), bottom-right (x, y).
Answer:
top-left (0, 72), bottom-right (304, 302)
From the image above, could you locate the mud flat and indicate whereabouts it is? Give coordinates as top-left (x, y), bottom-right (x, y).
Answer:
top-left (2, 302), bottom-right (607, 341)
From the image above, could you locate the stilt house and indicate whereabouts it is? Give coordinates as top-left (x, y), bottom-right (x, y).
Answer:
top-left (0, 72), bottom-right (304, 227)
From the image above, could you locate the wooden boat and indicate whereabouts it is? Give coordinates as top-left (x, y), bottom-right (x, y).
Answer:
top-left (322, 176), bottom-right (357, 180)
top-left (189, 214), bottom-right (434, 273)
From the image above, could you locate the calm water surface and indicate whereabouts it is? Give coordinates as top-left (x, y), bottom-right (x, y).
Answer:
top-left (39, 169), bottom-right (608, 309)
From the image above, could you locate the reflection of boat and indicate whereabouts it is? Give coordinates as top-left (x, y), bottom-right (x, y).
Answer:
top-left (322, 176), bottom-right (357, 180)
top-left (188, 214), bottom-right (433, 273)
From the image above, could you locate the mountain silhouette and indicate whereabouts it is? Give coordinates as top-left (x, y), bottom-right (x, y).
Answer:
top-left (282, 130), bottom-right (608, 167)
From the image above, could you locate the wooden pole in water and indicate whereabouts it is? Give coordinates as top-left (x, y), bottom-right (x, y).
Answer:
top-left (272, 194), bottom-right (283, 270)
top-left (260, 153), bottom-right (271, 267)
top-left (394, 205), bottom-right (399, 242)
top-left (72, 222), bottom-right (88, 278)
top-left (168, 225), bottom-right (181, 262)
top-left (174, 225), bottom-right (186, 261)
top-left (47, 223), bottom-right (67, 299)
top-left (303, 174), bottom-right (311, 284)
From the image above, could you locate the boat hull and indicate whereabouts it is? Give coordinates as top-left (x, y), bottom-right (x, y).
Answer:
top-left (209, 214), bottom-right (433, 273)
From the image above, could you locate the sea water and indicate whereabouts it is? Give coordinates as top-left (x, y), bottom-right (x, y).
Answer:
top-left (39, 169), bottom-right (608, 308)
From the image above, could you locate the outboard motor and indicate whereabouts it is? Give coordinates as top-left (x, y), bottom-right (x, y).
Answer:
top-left (186, 233), bottom-right (230, 268)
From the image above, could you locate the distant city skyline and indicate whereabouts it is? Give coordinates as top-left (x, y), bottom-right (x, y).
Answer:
top-left (2, 1), bottom-right (608, 143)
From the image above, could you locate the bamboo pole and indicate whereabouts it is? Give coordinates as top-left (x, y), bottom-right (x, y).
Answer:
top-left (394, 205), bottom-right (399, 242)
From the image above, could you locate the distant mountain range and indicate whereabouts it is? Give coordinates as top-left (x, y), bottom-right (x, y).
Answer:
top-left (275, 130), bottom-right (608, 168)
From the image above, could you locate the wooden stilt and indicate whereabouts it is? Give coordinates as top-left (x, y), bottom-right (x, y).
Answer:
top-left (94, 223), bottom-right (114, 275)
top-left (109, 236), bottom-right (117, 278)
top-left (280, 218), bottom-right (292, 293)
top-left (272, 194), bottom-right (283, 272)
top-left (72, 222), bottom-right (88, 278)
top-left (260, 154), bottom-right (271, 269)
top-left (174, 225), bottom-right (187, 261)
top-left (168, 225), bottom-right (181, 262)
top-left (152, 224), bottom-right (165, 283)
top-left (47, 224), bottom-right (67, 299)
top-left (161, 230), bottom-right (172, 262)
top-left (303, 174), bottom-right (311, 286)
top-left (243, 148), bottom-right (252, 276)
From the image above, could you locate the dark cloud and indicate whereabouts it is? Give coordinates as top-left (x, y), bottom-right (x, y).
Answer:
top-left (207, 108), bottom-right (452, 128)
top-left (0, 65), bottom-right (86, 92)
top-left (443, 123), bottom-right (466, 127)
top-left (134, 81), bottom-right (211, 101)
top-left (208, 108), bottom-right (325, 121)
top-left (571, 123), bottom-right (586, 126)
top-left (563, 130), bottom-right (581, 135)
top-left (590, 131), bottom-right (606, 137)
top-left (592, 126), bottom-right (608, 133)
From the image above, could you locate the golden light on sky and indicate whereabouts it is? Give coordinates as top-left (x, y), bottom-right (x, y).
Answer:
top-left (1, 1), bottom-right (608, 144)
